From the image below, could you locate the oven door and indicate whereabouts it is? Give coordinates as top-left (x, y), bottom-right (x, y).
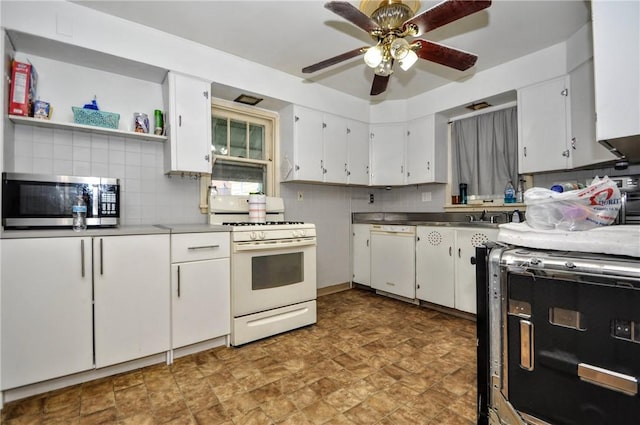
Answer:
top-left (232, 237), bottom-right (316, 317)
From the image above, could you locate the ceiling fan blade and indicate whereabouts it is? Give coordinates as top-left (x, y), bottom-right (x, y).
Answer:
top-left (370, 74), bottom-right (390, 96)
top-left (302, 46), bottom-right (368, 74)
top-left (403, 0), bottom-right (491, 36)
top-left (414, 39), bottom-right (477, 71)
top-left (325, 1), bottom-right (381, 33)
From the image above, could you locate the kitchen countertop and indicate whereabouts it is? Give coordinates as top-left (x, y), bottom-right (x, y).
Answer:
top-left (1, 223), bottom-right (230, 239)
top-left (352, 212), bottom-right (507, 228)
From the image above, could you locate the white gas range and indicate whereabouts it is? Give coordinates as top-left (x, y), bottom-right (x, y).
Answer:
top-left (210, 195), bottom-right (317, 346)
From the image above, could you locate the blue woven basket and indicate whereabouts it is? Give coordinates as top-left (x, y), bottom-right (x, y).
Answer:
top-left (72, 107), bottom-right (120, 129)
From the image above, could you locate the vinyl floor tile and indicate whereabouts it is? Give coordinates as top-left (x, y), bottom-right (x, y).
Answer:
top-left (1, 289), bottom-right (477, 424)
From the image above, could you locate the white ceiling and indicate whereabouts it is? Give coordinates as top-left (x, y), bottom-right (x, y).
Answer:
top-left (72, 0), bottom-right (591, 106)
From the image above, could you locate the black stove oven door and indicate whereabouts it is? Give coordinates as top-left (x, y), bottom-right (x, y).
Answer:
top-left (506, 271), bottom-right (640, 425)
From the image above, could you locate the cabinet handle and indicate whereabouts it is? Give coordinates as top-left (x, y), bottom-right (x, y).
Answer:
top-left (80, 239), bottom-right (85, 278)
top-left (347, 128), bottom-right (351, 134)
top-left (562, 149), bottom-right (570, 158)
top-left (366, 165), bottom-right (369, 175)
top-left (458, 248), bottom-right (461, 258)
top-left (571, 137), bottom-right (576, 150)
top-left (427, 161), bottom-right (430, 170)
top-left (322, 122), bottom-right (327, 129)
top-left (100, 238), bottom-right (104, 275)
top-left (294, 116), bottom-right (299, 122)
top-left (524, 146), bottom-right (527, 157)
top-left (203, 90), bottom-right (209, 99)
top-left (449, 246), bottom-right (452, 256)
top-left (366, 239), bottom-right (369, 247)
top-left (204, 154), bottom-right (210, 162)
top-left (187, 245), bottom-right (220, 250)
top-left (177, 265), bottom-right (181, 298)
top-left (178, 115), bottom-right (182, 127)
top-left (561, 88), bottom-right (569, 97)
top-left (400, 165), bottom-right (404, 174)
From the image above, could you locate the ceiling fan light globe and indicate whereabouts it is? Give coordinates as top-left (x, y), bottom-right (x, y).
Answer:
top-left (390, 37), bottom-right (410, 60)
top-left (399, 50), bottom-right (418, 71)
top-left (364, 45), bottom-right (384, 68)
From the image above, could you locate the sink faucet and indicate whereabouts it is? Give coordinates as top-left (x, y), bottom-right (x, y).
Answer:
top-left (479, 210), bottom-right (487, 221)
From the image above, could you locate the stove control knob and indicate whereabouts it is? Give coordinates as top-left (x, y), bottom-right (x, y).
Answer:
top-left (298, 230), bottom-right (306, 237)
top-left (259, 232), bottom-right (266, 240)
top-left (250, 232), bottom-right (258, 240)
top-left (293, 230), bottom-right (301, 238)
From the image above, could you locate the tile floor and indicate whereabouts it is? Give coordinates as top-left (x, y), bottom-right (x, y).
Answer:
top-left (1, 288), bottom-right (477, 425)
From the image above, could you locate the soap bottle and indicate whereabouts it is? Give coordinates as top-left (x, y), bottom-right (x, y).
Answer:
top-left (504, 180), bottom-right (516, 204)
top-left (516, 179), bottom-right (525, 203)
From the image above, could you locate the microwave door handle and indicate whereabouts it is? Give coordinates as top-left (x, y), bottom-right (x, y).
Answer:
top-left (92, 185), bottom-right (99, 218)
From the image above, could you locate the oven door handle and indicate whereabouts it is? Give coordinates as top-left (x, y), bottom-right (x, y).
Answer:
top-left (235, 238), bottom-right (316, 251)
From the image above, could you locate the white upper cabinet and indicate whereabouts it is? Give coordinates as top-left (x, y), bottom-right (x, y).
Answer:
top-left (280, 105), bottom-right (358, 184)
top-left (518, 75), bottom-right (571, 173)
top-left (592, 0), bottom-right (640, 143)
top-left (570, 59), bottom-right (616, 168)
top-left (346, 120), bottom-right (370, 185)
top-left (370, 123), bottom-right (406, 186)
top-left (322, 113), bottom-right (349, 184)
top-left (163, 71), bottom-right (213, 174)
top-left (406, 114), bottom-right (448, 184)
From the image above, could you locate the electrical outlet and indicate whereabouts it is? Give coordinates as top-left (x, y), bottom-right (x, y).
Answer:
top-left (369, 193), bottom-right (374, 203)
top-left (297, 191), bottom-right (304, 201)
top-left (421, 192), bottom-right (432, 202)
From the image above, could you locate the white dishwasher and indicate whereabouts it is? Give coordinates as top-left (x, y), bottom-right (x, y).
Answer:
top-left (370, 224), bottom-right (416, 300)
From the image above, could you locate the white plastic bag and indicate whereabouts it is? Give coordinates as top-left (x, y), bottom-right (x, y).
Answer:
top-left (524, 176), bottom-right (621, 231)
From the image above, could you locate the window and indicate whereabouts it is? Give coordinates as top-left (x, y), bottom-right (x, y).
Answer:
top-left (209, 99), bottom-right (276, 197)
top-left (451, 106), bottom-right (518, 199)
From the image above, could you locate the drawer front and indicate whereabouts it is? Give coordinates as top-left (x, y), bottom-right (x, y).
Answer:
top-left (171, 233), bottom-right (230, 262)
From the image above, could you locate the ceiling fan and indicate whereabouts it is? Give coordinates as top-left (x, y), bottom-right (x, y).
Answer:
top-left (302, 0), bottom-right (492, 96)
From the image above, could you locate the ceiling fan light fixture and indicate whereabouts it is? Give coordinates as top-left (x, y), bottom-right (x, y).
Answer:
top-left (389, 37), bottom-right (410, 60)
top-left (399, 49), bottom-right (418, 71)
top-left (364, 45), bottom-right (384, 68)
top-left (374, 58), bottom-right (393, 76)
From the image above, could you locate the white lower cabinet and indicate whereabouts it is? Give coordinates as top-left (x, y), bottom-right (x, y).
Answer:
top-left (93, 234), bottom-right (171, 368)
top-left (170, 233), bottom-right (230, 349)
top-left (416, 226), bottom-right (497, 314)
top-left (1, 237), bottom-right (94, 390)
top-left (352, 224), bottom-right (371, 286)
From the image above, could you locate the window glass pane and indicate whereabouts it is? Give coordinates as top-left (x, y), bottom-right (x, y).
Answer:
top-left (248, 124), bottom-right (265, 160)
top-left (229, 120), bottom-right (247, 158)
top-left (212, 117), bottom-right (228, 155)
top-left (212, 160), bottom-right (265, 195)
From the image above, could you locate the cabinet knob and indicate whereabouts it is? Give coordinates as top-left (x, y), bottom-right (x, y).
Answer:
top-left (204, 154), bottom-right (210, 161)
top-left (562, 149), bottom-right (570, 158)
top-left (203, 91), bottom-right (209, 99)
top-left (561, 88), bottom-right (569, 97)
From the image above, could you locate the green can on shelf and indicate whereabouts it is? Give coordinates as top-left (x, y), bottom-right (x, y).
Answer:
top-left (154, 109), bottom-right (164, 135)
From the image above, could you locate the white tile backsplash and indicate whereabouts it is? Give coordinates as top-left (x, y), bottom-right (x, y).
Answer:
top-left (8, 124), bottom-right (202, 226)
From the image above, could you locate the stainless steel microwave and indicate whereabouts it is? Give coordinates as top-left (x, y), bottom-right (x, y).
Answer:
top-left (2, 173), bottom-right (120, 229)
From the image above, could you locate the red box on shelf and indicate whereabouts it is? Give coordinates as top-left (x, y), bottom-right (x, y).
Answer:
top-left (9, 60), bottom-right (37, 116)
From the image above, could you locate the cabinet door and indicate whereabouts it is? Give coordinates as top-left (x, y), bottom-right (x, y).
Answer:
top-left (293, 106), bottom-right (324, 181)
top-left (592, 0), bottom-right (640, 142)
top-left (454, 228), bottom-right (497, 314)
top-left (352, 224), bottom-right (370, 286)
top-left (406, 117), bottom-right (434, 184)
top-left (94, 234), bottom-right (170, 368)
top-left (1, 237), bottom-right (93, 389)
top-left (165, 72), bottom-right (212, 174)
top-left (518, 76), bottom-right (571, 173)
top-left (570, 59), bottom-right (615, 168)
top-left (172, 258), bottom-right (230, 348)
top-left (322, 114), bottom-right (348, 184)
top-left (347, 120), bottom-right (370, 185)
top-left (370, 124), bottom-right (406, 186)
top-left (415, 227), bottom-right (455, 308)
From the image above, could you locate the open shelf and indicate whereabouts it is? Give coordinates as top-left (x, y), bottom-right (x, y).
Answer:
top-left (9, 115), bottom-right (167, 142)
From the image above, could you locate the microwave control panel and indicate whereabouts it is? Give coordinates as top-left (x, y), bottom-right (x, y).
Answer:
top-left (99, 185), bottom-right (119, 217)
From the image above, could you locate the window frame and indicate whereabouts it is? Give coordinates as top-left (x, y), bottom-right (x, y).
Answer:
top-left (199, 98), bottom-right (278, 213)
